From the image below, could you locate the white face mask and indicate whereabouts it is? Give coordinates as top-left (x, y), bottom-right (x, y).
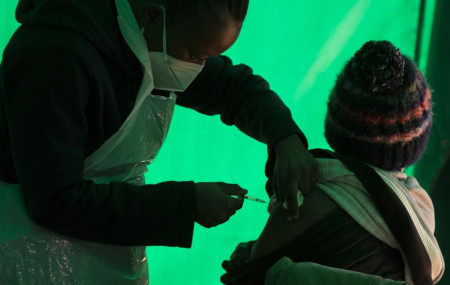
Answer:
top-left (149, 6), bottom-right (205, 92)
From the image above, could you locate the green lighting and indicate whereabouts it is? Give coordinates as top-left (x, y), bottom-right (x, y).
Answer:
top-left (0, 0), bottom-right (435, 284)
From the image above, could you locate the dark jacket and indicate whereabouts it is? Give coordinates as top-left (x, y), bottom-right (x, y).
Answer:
top-left (0, 0), bottom-right (305, 248)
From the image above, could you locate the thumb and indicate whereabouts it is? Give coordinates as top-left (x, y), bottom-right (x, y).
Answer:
top-left (220, 273), bottom-right (232, 284)
top-left (229, 194), bottom-right (244, 211)
top-left (225, 184), bottom-right (248, 196)
top-left (222, 260), bottom-right (231, 271)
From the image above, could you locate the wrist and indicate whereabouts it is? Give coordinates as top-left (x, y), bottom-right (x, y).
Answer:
top-left (275, 134), bottom-right (305, 154)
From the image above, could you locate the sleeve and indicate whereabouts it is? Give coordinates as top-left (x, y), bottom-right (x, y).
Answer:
top-left (177, 56), bottom-right (309, 197)
top-left (176, 55), bottom-right (308, 153)
top-left (2, 44), bottom-right (196, 247)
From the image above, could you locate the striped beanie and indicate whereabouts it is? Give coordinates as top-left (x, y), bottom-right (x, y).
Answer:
top-left (325, 40), bottom-right (432, 171)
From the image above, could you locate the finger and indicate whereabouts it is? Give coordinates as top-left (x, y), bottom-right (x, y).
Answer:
top-left (219, 214), bottom-right (231, 225)
top-left (268, 195), bottom-right (276, 213)
top-left (228, 195), bottom-right (244, 211)
top-left (270, 194), bottom-right (278, 203)
top-left (222, 260), bottom-right (231, 271)
top-left (229, 243), bottom-right (249, 267)
top-left (297, 169), bottom-right (311, 195)
top-left (267, 198), bottom-right (278, 214)
top-left (310, 159), bottom-right (320, 185)
top-left (235, 246), bottom-right (250, 264)
top-left (230, 250), bottom-right (247, 268)
top-left (230, 255), bottom-right (241, 268)
top-left (279, 170), bottom-right (292, 205)
top-left (206, 215), bottom-right (222, 228)
top-left (230, 250), bottom-right (238, 262)
top-left (273, 173), bottom-right (283, 205)
top-left (283, 178), bottom-right (299, 219)
top-left (265, 180), bottom-right (274, 196)
top-left (220, 273), bottom-right (231, 284)
top-left (224, 184), bottom-right (248, 196)
top-left (226, 209), bottom-right (237, 219)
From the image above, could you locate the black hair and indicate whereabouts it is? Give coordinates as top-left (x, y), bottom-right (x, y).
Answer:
top-left (164, 0), bottom-right (249, 23)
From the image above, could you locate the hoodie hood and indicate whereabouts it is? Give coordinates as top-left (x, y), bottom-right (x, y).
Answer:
top-left (15, 0), bottom-right (126, 61)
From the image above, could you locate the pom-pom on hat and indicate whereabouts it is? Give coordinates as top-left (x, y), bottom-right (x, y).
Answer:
top-left (325, 40), bottom-right (432, 170)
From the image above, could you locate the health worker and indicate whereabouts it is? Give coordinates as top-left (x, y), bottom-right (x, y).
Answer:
top-left (0, 0), bottom-right (318, 283)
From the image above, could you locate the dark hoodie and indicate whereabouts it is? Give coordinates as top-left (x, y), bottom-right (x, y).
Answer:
top-left (0, 0), bottom-right (306, 247)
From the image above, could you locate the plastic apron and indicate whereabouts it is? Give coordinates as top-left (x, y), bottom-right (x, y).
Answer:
top-left (0, 3), bottom-right (176, 283)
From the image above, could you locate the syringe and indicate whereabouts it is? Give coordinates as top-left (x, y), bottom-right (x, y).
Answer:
top-left (231, 194), bottom-right (267, 203)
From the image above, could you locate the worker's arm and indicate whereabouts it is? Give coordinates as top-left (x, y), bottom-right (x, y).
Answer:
top-left (2, 44), bottom-right (198, 247)
top-left (177, 55), bottom-right (318, 219)
top-left (177, 55), bottom-right (306, 151)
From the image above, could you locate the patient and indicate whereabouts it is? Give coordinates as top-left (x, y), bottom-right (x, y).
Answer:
top-left (221, 41), bottom-right (444, 285)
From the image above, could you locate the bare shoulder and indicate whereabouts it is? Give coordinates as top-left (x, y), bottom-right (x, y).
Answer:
top-left (250, 188), bottom-right (339, 260)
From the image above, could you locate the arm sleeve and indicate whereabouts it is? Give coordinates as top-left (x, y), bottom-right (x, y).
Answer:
top-left (2, 45), bottom-right (195, 247)
top-left (176, 55), bottom-right (308, 152)
top-left (177, 56), bottom-right (309, 197)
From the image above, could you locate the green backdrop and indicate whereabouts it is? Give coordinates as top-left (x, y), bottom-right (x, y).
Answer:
top-left (0, 0), bottom-right (436, 284)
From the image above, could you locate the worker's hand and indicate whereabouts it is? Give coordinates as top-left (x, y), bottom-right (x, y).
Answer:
top-left (194, 182), bottom-right (248, 228)
top-left (267, 195), bottom-right (278, 215)
top-left (272, 134), bottom-right (318, 221)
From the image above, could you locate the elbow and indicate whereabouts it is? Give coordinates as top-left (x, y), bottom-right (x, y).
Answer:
top-left (26, 196), bottom-right (71, 233)
top-left (28, 203), bottom-right (57, 230)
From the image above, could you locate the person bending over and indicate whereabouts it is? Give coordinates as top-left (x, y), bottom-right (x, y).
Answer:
top-left (0, 0), bottom-right (319, 283)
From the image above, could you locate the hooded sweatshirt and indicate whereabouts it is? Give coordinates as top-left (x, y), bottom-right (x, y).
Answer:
top-left (0, 0), bottom-right (305, 247)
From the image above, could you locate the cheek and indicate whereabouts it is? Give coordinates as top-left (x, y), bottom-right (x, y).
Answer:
top-left (166, 25), bottom-right (204, 62)
top-left (165, 36), bottom-right (190, 61)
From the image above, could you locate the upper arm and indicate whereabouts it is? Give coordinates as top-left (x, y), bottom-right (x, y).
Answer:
top-left (3, 44), bottom-right (90, 211)
top-left (176, 55), bottom-right (265, 116)
top-left (1, 44), bottom-right (198, 247)
top-left (176, 55), bottom-right (303, 148)
top-left (251, 187), bottom-right (339, 260)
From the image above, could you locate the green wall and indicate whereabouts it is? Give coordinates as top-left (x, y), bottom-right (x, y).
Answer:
top-left (0, 1), bottom-right (436, 284)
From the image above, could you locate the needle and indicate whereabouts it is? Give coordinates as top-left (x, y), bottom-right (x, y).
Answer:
top-left (244, 195), bottom-right (267, 203)
top-left (231, 194), bottom-right (267, 203)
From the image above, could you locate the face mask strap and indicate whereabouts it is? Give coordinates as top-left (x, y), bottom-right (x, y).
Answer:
top-left (159, 5), bottom-right (169, 64)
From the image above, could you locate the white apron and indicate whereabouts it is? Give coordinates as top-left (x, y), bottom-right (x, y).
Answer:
top-left (0, 1), bottom-right (176, 283)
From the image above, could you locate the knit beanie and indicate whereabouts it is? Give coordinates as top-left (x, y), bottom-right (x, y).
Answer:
top-left (325, 40), bottom-right (432, 171)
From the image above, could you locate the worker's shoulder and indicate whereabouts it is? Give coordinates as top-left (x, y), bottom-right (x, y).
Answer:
top-left (2, 25), bottom-right (102, 71)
